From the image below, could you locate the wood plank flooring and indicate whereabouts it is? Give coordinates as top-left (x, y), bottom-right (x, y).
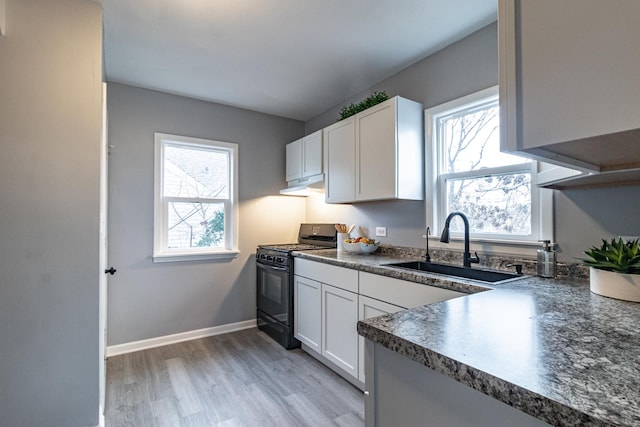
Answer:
top-left (105, 328), bottom-right (364, 426)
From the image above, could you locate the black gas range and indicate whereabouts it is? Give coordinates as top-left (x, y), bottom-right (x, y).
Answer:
top-left (256, 224), bottom-right (337, 349)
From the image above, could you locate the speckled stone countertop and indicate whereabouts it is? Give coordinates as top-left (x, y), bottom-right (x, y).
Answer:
top-left (294, 249), bottom-right (640, 427)
top-left (294, 249), bottom-right (497, 294)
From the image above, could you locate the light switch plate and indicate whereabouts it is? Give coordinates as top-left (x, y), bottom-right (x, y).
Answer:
top-left (375, 227), bottom-right (387, 237)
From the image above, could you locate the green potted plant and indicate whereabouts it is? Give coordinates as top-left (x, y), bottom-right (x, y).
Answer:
top-left (583, 237), bottom-right (640, 302)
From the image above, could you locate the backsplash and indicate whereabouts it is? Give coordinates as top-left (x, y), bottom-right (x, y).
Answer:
top-left (377, 245), bottom-right (590, 280)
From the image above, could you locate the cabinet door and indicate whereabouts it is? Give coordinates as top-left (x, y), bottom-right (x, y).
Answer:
top-left (323, 118), bottom-right (356, 203)
top-left (499, 0), bottom-right (640, 171)
top-left (358, 295), bottom-right (403, 382)
top-left (294, 275), bottom-right (321, 353)
top-left (322, 284), bottom-right (359, 378)
top-left (302, 130), bottom-right (323, 177)
top-left (356, 99), bottom-right (397, 201)
top-left (285, 139), bottom-right (303, 181)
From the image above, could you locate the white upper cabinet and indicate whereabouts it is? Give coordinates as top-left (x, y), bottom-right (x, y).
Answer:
top-left (324, 117), bottom-right (357, 203)
top-left (285, 139), bottom-right (303, 181)
top-left (323, 96), bottom-right (424, 203)
top-left (285, 129), bottom-right (323, 182)
top-left (499, 0), bottom-right (640, 188)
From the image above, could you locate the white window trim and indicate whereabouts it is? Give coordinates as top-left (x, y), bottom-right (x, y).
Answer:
top-left (425, 86), bottom-right (554, 247)
top-left (153, 133), bottom-right (239, 263)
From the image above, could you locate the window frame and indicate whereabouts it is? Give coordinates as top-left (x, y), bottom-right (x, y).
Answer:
top-left (425, 86), bottom-right (553, 246)
top-left (153, 133), bottom-right (239, 262)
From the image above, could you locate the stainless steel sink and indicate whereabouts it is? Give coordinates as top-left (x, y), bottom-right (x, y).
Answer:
top-left (384, 261), bottom-right (523, 284)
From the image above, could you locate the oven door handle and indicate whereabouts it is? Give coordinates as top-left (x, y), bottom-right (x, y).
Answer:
top-left (257, 263), bottom-right (288, 272)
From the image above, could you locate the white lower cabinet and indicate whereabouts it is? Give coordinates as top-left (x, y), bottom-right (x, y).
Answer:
top-left (357, 296), bottom-right (404, 382)
top-left (293, 275), bottom-right (321, 352)
top-left (293, 258), bottom-right (466, 386)
top-left (294, 258), bottom-right (360, 382)
top-left (322, 284), bottom-right (359, 378)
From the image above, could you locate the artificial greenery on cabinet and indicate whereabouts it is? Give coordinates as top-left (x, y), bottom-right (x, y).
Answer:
top-left (338, 91), bottom-right (390, 121)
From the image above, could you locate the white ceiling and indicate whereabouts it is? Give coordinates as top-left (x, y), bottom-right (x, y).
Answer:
top-left (102, 0), bottom-right (497, 121)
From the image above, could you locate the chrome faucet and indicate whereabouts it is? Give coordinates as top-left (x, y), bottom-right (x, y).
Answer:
top-left (439, 211), bottom-right (480, 268)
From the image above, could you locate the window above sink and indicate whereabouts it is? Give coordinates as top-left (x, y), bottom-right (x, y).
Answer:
top-left (424, 86), bottom-right (554, 247)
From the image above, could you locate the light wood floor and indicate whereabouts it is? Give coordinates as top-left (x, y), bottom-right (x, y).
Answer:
top-left (105, 328), bottom-right (364, 426)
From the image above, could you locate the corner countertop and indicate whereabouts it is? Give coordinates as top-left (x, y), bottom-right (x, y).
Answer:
top-left (293, 249), bottom-right (640, 427)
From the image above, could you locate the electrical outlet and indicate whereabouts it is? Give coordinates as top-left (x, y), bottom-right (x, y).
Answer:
top-left (375, 227), bottom-right (387, 237)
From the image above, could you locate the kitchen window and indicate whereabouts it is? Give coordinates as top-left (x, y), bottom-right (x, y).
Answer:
top-left (153, 133), bottom-right (238, 262)
top-left (425, 86), bottom-right (552, 244)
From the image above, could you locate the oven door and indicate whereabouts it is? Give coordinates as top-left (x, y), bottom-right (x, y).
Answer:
top-left (256, 261), bottom-right (291, 326)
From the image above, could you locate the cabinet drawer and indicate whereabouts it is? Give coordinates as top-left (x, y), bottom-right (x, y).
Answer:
top-left (359, 272), bottom-right (463, 308)
top-left (294, 258), bottom-right (358, 293)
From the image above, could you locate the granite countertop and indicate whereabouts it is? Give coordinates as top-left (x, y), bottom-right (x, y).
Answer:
top-left (294, 249), bottom-right (640, 427)
top-left (293, 249), bottom-right (497, 294)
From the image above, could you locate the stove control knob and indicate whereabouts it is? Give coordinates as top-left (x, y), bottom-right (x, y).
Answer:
top-left (276, 257), bottom-right (285, 263)
top-left (266, 255), bottom-right (274, 261)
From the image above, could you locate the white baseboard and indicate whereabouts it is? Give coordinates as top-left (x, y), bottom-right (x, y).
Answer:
top-left (105, 319), bottom-right (257, 358)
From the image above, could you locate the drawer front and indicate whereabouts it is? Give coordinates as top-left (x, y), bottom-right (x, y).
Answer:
top-left (294, 258), bottom-right (358, 293)
top-left (359, 271), bottom-right (463, 308)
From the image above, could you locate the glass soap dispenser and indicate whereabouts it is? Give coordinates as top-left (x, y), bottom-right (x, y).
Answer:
top-left (537, 240), bottom-right (557, 278)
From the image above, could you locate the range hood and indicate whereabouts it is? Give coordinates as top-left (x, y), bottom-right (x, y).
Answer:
top-left (279, 174), bottom-right (324, 196)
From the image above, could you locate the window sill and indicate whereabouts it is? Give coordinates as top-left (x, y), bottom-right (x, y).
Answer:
top-left (428, 236), bottom-right (548, 258)
top-left (428, 236), bottom-right (544, 248)
top-left (153, 250), bottom-right (240, 263)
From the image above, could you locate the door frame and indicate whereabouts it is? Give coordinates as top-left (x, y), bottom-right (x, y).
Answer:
top-left (98, 82), bottom-right (108, 424)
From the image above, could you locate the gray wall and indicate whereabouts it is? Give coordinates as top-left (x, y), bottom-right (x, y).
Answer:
top-left (304, 22), bottom-right (640, 262)
top-left (306, 23), bottom-right (499, 134)
top-left (305, 23), bottom-right (500, 252)
top-left (0, 0), bottom-right (103, 425)
top-left (554, 188), bottom-right (640, 260)
top-left (106, 83), bottom-right (306, 345)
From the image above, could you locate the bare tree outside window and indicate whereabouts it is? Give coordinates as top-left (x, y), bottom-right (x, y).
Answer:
top-left (163, 144), bottom-right (229, 249)
top-left (437, 100), bottom-right (532, 236)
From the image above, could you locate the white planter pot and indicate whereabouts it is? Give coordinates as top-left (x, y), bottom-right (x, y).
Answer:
top-left (590, 267), bottom-right (640, 302)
